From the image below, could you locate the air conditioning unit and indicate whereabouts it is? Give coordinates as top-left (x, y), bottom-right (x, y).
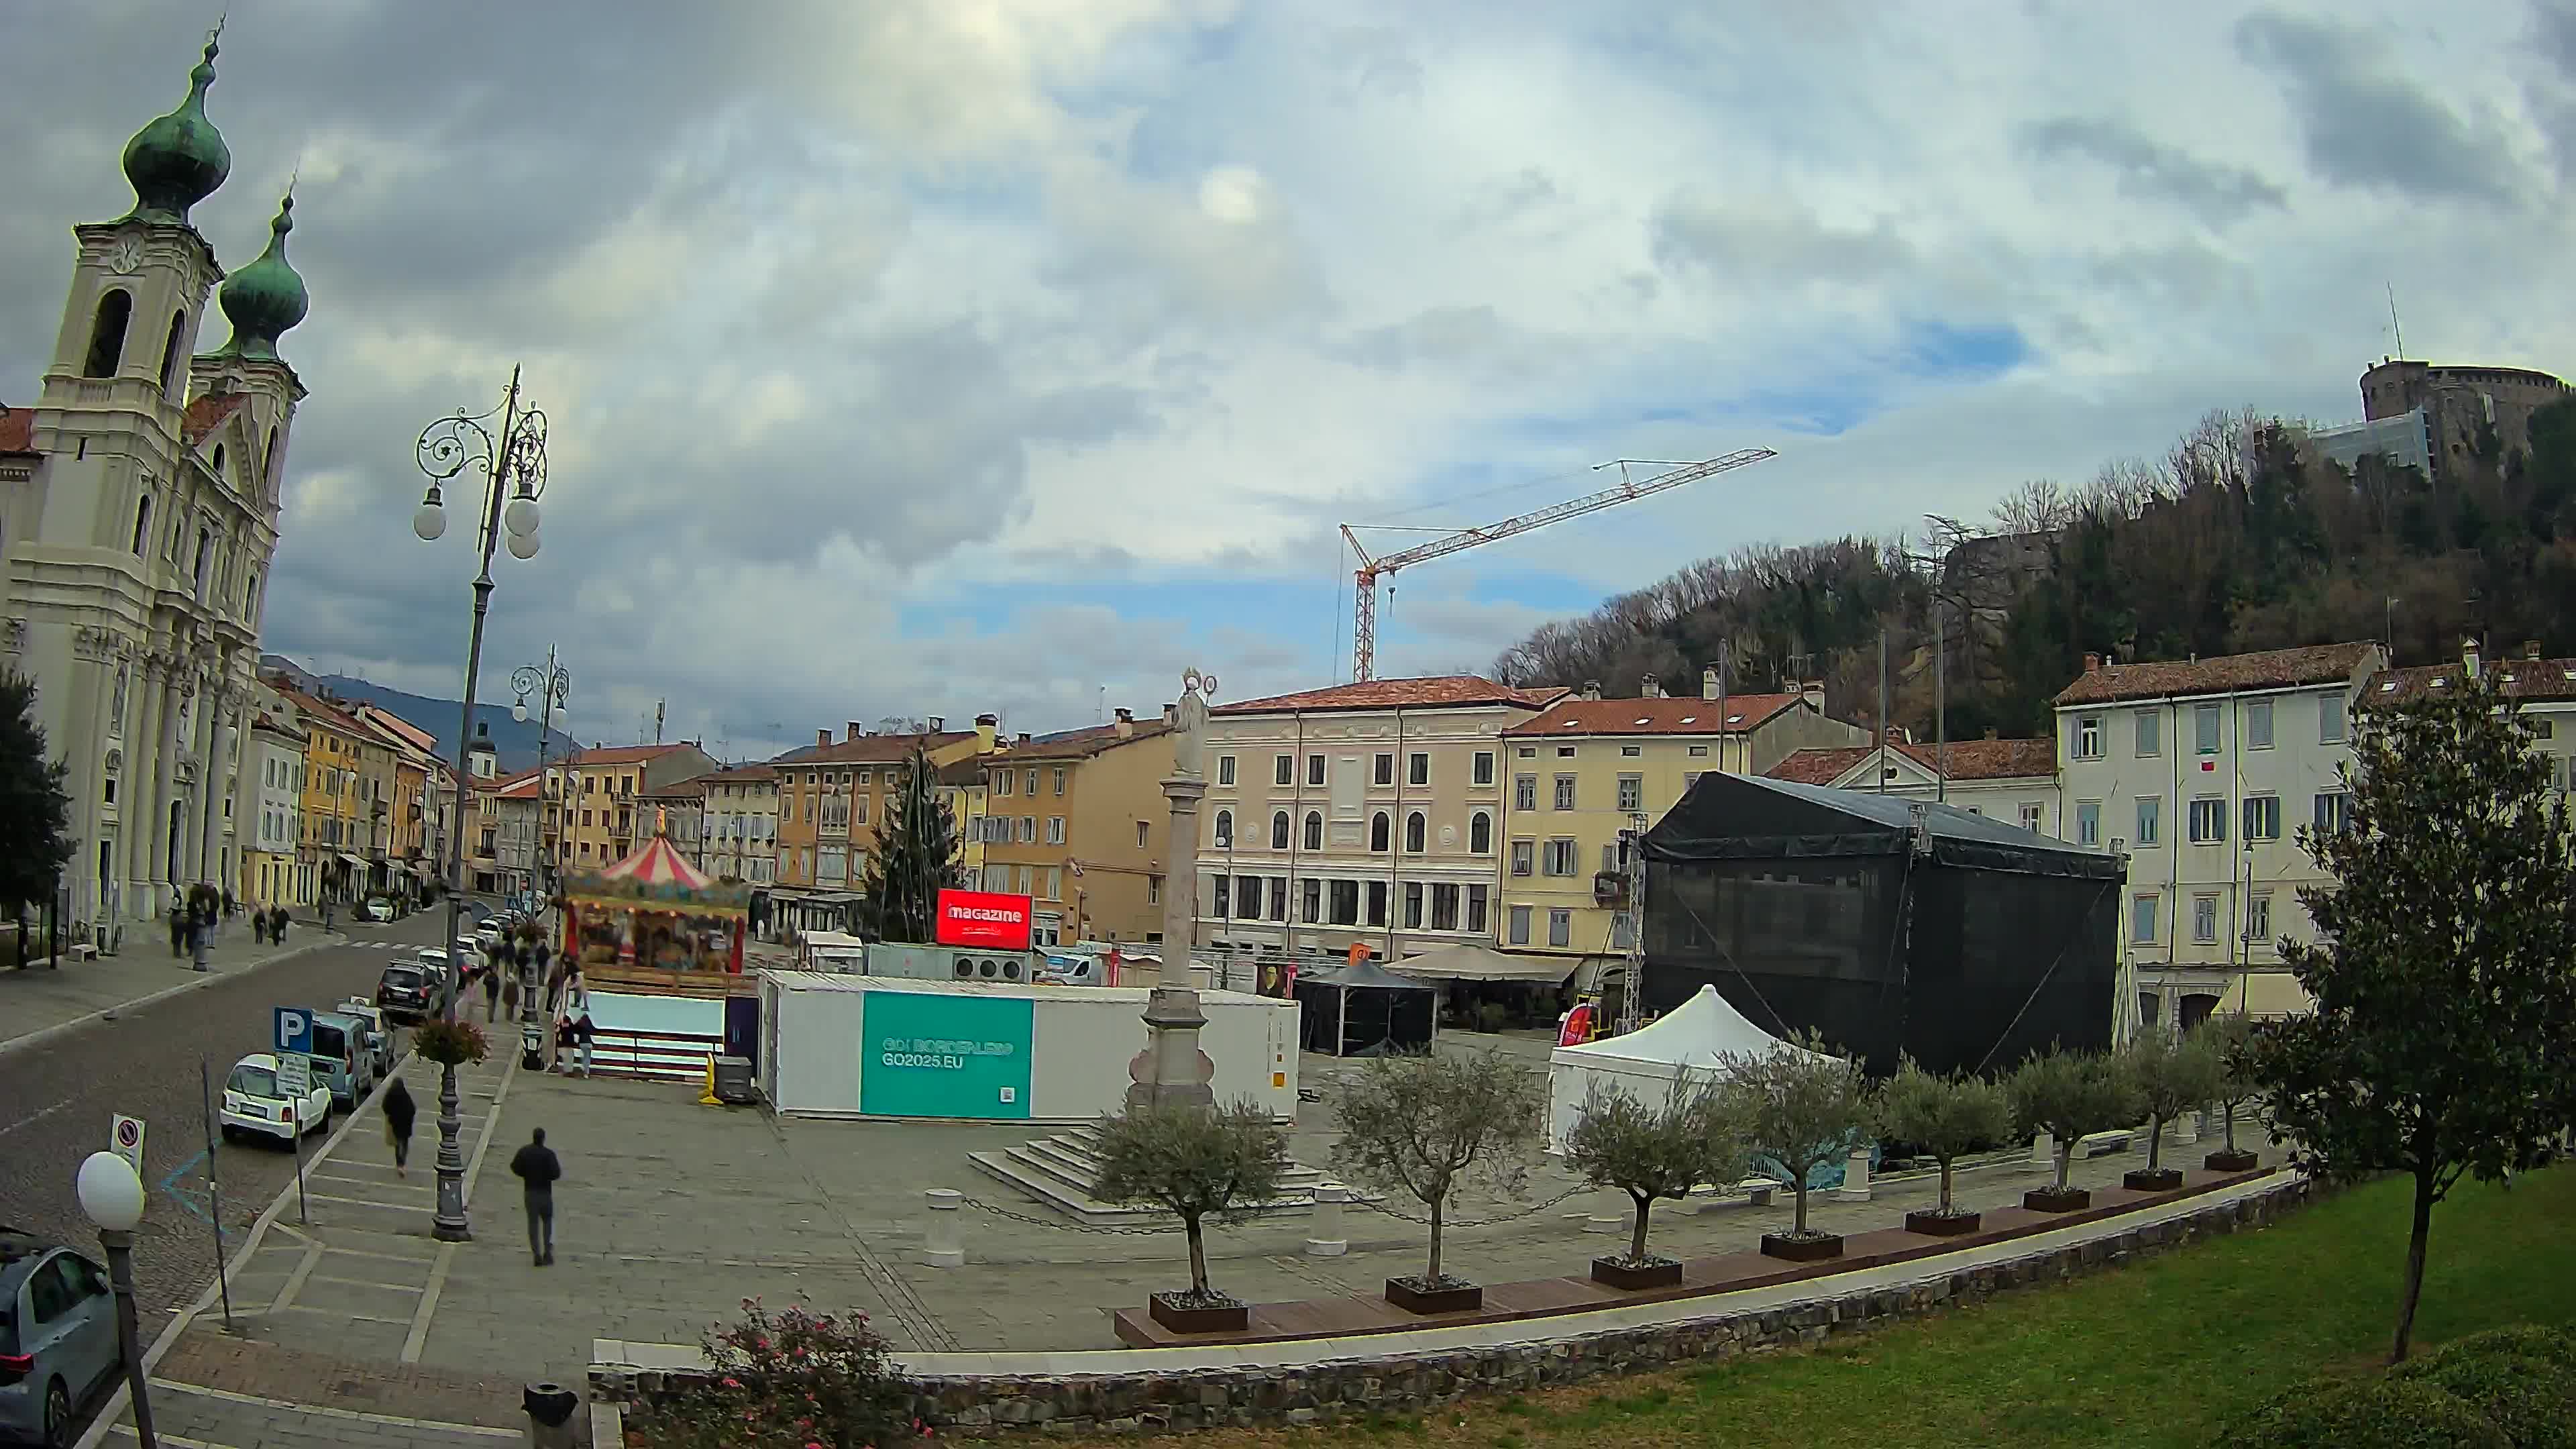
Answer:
top-left (865, 942), bottom-right (1042, 985)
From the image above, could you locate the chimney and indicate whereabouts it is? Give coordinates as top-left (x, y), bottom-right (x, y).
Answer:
top-left (1162, 702), bottom-right (1177, 727)
top-left (926, 715), bottom-right (945, 733)
top-left (1640, 673), bottom-right (1663, 698)
top-left (974, 712), bottom-right (998, 752)
top-left (2524, 639), bottom-right (2544, 661)
top-left (1801, 680), bottom-right (1825, 712)
top-left (1984, 727), bottom-right (1999, 740)
top-left (1701, 666), bottom-right (1720, 701)
top-left (1581, 679), bottom-right (1603, 702)
top-left (1114, 707), bottom-right (1134, 738)
top-left (2463, 635), bottom-right (2481, 680)
top-left (846, 720), bottom-right (863, 742)
top-left (2083, 652), bottom-right (2101, 674)
top-left (1016, 732), bottom-right (1032, 747)
top-left (816, 729), bottom-right (830, 749)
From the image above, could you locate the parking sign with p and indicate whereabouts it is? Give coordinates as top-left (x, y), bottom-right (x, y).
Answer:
top-left (273, 1006), bottom-right (312, 1057)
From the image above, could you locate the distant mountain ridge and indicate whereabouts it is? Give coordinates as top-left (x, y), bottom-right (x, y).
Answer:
top-left (260, 655), bottom-right (579, 776)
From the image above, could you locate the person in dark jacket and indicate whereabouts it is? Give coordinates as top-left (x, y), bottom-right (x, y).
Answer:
top-left (383, 1077), bottom-right (417, 1177)
top-left (480, 951), bottom-right (502, 1022)
top-left (270, 906), bottom-right (288, 945)
top-left (508, 1127), bottom-right (562, 1265)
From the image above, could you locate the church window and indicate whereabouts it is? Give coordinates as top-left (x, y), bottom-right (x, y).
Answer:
top-left (84, 289), bottom-right (132, 378)
top-left (129, 495), bottom-right (152, 555)
top-left (211, 444), bottom-right (225, 482)
top-left (193, 527), bottom-right (212, 593)
top-left (262, 427), bottom-right (279, 499)
top-left (157, 310), bottom-right (186, 394)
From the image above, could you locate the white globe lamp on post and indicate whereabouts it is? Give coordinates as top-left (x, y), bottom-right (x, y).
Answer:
top-left (76, 1151), bottom-right (158, 1448)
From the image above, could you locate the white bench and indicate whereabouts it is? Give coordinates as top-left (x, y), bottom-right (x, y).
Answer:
top-left (1688, 1175), bottom-right (1790, 1211)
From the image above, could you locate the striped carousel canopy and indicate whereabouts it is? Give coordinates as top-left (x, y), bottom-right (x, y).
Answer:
top-left (596, 833), bottom-right (712, 890)
top-left (564, 816), bottom-right (753, 918)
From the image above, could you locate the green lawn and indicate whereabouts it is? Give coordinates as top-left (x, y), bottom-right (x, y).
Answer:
top-left (1056, 1166), bottom-right (2576, 1449)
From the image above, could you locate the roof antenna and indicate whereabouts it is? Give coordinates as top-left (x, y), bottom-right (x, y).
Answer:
top-left (2386, 282), bottom-right (2405, 360)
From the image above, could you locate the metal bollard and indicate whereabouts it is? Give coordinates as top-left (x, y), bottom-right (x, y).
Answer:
top-left (1834, 1146), bottom-right (1872, 1201)
top-left (523, 1381), bottom-right (580, 1448)
top-left (921, 1188), bottom-right (965, 1268)
top-left (1303, 1182), bottom-right (1349, 1257)
top-left (2030, 1130), bottom-right (2055, 1169)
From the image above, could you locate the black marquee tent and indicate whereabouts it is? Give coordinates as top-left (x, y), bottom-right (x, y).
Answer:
top-left (1294, 960), bottom-right (1437, 1057)
top-left (1639, 772), bottom-right (2124, 1077)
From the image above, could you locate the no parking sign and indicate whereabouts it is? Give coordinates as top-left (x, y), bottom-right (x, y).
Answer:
top-left (110, 1114), bottom-right (146, 1176)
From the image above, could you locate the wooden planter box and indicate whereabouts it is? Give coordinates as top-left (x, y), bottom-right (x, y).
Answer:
top-left (1146, 1292), bottom-right (1249, 1335)
top-left (2123, 1167), bottom-right (2185, 1193)
top-left (1384, 1277), bottom-right (1483, 1315)
top-left (2023, 1185), bottom-right (2092, 1213)
top-left (1905, 1209), bottom-right (1982, 1237)
top-left (2204, 1148), bottom-right (2260, 1173)
top-left (1590, 1255), bottom-right (1684, 1290)
top-left (1760, 1232), bottom-right (1844, 1263)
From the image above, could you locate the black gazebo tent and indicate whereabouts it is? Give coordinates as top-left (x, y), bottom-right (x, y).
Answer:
top-left (1640, 773), bottom-right (2123, 1077)
top-left (1293, 960), bottom-right (1437, 1057)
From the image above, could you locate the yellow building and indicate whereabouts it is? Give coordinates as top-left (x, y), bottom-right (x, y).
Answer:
top-left (973, 710), bottom-right (1175, 947)
top-left (559, 743), bottom-right (718, 872)
top-left (1496, 680), bottom-right (1866, 975)
top-left (936, 755), bottom-right (989, 887)
top-left (771, 718), bottom-right (994, 936)
top-left (272, 684), bottom-right (381, 904)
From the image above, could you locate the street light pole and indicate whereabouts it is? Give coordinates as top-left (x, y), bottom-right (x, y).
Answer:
top-left (413, 368), bottom-right (550, 1242)
top-left (76, 1152), bottom-right (155, 1449)
top-left (512, 651), bottom-right (570, 1072)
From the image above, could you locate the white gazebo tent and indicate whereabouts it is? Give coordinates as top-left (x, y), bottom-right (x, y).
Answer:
top-left (1544, 984), bottom-right (1831, 1151)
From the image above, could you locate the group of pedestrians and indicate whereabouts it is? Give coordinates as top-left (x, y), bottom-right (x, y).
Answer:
top-left (380, 1080), bottom-right (563, 1267)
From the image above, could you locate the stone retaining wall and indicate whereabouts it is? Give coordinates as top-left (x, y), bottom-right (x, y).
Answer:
top-left (598, 1176), bottom-right (2313, 1438)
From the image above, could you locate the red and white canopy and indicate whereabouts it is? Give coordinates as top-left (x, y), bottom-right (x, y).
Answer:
top-left (594, 833), bottom-right (713, 891)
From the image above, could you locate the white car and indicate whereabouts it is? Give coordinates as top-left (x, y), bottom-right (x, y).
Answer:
top-left (217, 1053), bottom-right (330, 1145)
top-left (361, 898), bottom-right (396, 922)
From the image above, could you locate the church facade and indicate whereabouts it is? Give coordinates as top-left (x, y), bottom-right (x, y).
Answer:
top-left (0, 30), bottom-right (311, 936)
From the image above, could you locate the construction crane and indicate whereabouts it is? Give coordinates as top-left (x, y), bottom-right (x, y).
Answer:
top-left (1340, 447), bottom-right (1778, 681)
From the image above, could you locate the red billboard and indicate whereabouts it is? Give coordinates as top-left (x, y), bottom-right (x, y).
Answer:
top-left (934, 889), bottom-right (1034, 951)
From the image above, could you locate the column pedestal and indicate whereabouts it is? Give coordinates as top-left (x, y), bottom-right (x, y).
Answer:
top-left (1126, 773), bottom-right (1214, 1114)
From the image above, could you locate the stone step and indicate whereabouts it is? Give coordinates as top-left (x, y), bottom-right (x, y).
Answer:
top-left (965, 1148), bottom-right (1328, 1226)
top-left (1012, 1133), bottom-right (1327, 1193)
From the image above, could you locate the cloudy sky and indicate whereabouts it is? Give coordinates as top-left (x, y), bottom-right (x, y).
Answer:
top-left (6, 1), bottom-right (2571, 759)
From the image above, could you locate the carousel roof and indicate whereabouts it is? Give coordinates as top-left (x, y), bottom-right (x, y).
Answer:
top-left (595, 832), bottom-right (714, 890)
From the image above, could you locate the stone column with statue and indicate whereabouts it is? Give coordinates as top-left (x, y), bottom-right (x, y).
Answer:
top-left (1126, 668), bottom-right (1219, 1114)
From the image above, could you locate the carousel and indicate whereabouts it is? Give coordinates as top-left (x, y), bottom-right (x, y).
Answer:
top-left (561, 816), bottom-right (753, 979)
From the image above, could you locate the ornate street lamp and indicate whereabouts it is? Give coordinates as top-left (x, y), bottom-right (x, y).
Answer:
top-left (412, 367), bottom-right (549, 1242)
top-left (76, 1151), bottom-right (157, 1448)
top-left (511, 650), bottom-right (570, 1069)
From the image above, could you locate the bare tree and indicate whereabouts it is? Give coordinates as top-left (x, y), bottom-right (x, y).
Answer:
top-left (1329, 1051), bottom-right (1544, 1288)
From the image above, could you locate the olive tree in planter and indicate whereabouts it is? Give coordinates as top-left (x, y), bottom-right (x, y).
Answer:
top-left (1717, 1031), bottom-right (1871, 1263)
top-left (2121, 1029), bottom-right (2222, 1191)
top-left (2005, 1044), bottom-right (2139, 1212)
top-left (1561, 1075), bottom-right (1746, 1289)
top-left (1091, 1099), bottom-right (1291, 1334)
top-left (1329, 1050), bottom-right (1544, 1314)
top-left (2195, 1013), bottom-right (2263, 1172)
top-left (1873, 1057), bottom-right (2012, 1236)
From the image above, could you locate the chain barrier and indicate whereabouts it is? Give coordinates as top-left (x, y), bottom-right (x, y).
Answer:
top-left (1346, 1185), bottom-right (1589, 1229)
top-left (956, 1196), bottom-right (1187, 1236)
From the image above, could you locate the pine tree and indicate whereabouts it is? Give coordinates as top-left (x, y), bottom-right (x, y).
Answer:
top-left (0, 669), bottom-right (73, 964)
top-left (858, 745), bottom-right (963, 943)
top-left (2249, 663), bottom-right (2576, 1364)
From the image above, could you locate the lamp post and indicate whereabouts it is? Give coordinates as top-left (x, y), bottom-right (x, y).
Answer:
top-left (512, 651), bottom-right (570, 1071)
top-left (413, 366), bottom-right (550, 1242)
top-left (76, 1151), bottom-right (156, 1449)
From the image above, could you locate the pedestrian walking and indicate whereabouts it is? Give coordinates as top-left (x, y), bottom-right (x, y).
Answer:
top-left (480, 953), bottom-right (502, 1022)
top-left (221, 888), bottom-right (235, 920)
top-left (508, 1127), bottom-right (562, 1266)
top-left (384, 1077), bottom-right (417, 1177)
top-left (543, 950), bottom-right (564, 1014)
top-left (270, 905), bottom-right (288, 945)
top-left (250, 909), bottom-right (268, 946)
top-left (167, 900), bottom-right (186, 959)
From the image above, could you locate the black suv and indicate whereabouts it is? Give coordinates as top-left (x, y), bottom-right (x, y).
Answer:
top-left (375, 962), bottom-right (435, 1024)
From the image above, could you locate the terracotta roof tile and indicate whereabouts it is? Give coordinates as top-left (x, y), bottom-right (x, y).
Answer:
top-left (1503, 694), bottom-right (1805, 737)
top-left (936, 757), bottom-right (988, 786)
top-left (996, 719), bottom-right (1173, 761)
top-left (0, 407), bottom-right (34, 456)
top-left (639, 777), bottom-right (708, 798)
top-left (1215, 676), bottom-right (1566, 715)
top-left (566, 743), bottom-right (694, 767)
top-left (777, 731), bottom-right (976, 766)
top-left (272, 684), bottom-right (366, 737)
top-left (698, 763), bottom-right (780, 783)
top-left (2052, 642), bottom-right (2381, 706)
top-left (1766, 737), bottom-right (2058, 786)
top-left (181, 393), bottom-right (250, 447)
top-left (2369, 657), bottom-right (2576, 704)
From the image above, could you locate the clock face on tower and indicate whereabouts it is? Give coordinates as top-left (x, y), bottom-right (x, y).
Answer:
top-left (106, 235), bottom-right (144, 275)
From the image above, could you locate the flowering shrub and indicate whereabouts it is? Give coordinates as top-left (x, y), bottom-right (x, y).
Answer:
top-left (650, 1297), bottom-right (914, 1449)
top-left (411, 1018), bottom-right (488, 1067)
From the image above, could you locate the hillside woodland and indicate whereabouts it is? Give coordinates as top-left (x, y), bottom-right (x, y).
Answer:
top-left (1489, 398), bottom-right (2576, 741)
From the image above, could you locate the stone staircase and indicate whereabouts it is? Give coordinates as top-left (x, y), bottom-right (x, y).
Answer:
top-left (966, 1125), bottom-right (1344, 1226)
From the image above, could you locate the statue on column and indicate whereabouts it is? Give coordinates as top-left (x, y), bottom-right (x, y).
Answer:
top-left (1171, 667), bottom-right (1216, 780)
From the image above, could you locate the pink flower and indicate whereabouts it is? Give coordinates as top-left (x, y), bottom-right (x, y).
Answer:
top-left (720, 1377), bottom-right (742, 1389)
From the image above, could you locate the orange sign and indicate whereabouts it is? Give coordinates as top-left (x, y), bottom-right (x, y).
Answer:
top-left (1347, 942), bottom-right (1368, 969)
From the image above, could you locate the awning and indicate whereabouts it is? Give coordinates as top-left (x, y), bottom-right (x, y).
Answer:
top-left (411, 863), bottom-right (439, 880)
top-left (1385, 943), bottom-right (1581, 984)
top-left (337, 853), bottom-right (368, 869)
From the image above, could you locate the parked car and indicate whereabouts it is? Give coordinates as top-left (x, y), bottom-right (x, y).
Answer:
top-left (217, 1053), bottom-right (330, 1146)
top-left (336, 999), bottom-right (396, 1078)
top-left (360, 897), bottom-right (397, 923)
top-left (305, 1012), bottom-right (374, 1110)
top-left (376, 962), bottom-right (436, 1024)
top-left (0, 1229), bottom-right (122, 1448)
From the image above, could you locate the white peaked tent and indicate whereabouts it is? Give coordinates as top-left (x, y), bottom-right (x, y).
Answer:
top-left (1545, 985), bottom-right (1834, 1152)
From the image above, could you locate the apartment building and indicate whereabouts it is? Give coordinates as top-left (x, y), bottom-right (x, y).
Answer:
top-left (559, 742), bottom-right (718, 872)
top-left (974, 710), bottom-right (1175, 947)
top-left (270, 685), bottom-right (388, 904)
top-left (699, 763), bottom-right (780, 884)
top-left (350, 702), bottom-right (442, 898)
top-left (241, 713), bottom-right (309, 909)
top-left (1497, 676), bottom-right (1867, 973)
top-left (2054, 641), bottom-right (2385, 1030)
top-left (771, 719), bottom-right (993, 935)
top-left (467, 769), bottom-right (542, 896)
top-left (637, 777), bottom-right (708, 867)
top-left (1766, 735), bottom-right (2060, 830)
top-left (938, 756), bottom-right (990, 888)
top-left (1193, 676), bottom-right (1566, 967)
top-left (2372, 638), bottom-right (2576, 791)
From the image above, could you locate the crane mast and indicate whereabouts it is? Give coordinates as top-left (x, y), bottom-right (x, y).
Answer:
top-left (1342, 447), bottom-right (1778, 681)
